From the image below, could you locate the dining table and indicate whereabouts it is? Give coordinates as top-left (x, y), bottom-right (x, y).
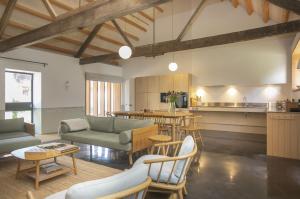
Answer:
top-left (113, 111), bottom-right (193, 141)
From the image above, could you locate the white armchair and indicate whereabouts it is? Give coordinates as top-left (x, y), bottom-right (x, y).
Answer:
top-left (133, 136), bottom-right (197, 199)
top-left (27, 164), bottom-right (151, 199)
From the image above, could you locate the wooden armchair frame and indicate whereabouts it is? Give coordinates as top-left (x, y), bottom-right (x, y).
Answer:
top-left (24, 122), bottom-right (35, 136)
top-left (27, 177), bottom-right (152, 199)
top-left (144, 141), bottom-right (197, 199)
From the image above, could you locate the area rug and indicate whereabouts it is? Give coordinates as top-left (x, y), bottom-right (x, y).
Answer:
top-left (0, 156), bottom-right (121, 199)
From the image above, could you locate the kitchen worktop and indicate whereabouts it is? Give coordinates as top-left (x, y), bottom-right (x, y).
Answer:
top-left (189, 102), bottom-right (267, 113)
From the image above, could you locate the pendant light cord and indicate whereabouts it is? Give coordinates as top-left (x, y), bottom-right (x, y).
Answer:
top-left (172, 0), bottom-right (175, 62)
top-left (152, 7), bottom-right (156, 57)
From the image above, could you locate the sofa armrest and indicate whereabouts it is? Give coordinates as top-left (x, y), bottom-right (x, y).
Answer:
top-left (132, 125), bottom-right (158, 153)
top-left (24, 122), bottom-right (35, 136)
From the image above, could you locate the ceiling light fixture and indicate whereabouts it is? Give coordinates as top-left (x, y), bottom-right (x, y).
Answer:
top-left (169, 0), bottom-right (178, 72)
top-left (118, 46), bottom-right (132, 59)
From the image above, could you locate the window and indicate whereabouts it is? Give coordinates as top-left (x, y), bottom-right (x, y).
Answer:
top-left (86, 80), bottom-right (121, 116)
top-left (5, 70), bottom-right (34, 123)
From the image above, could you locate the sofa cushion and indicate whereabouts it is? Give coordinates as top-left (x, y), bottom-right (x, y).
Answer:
top-left (119, 130), bottom-right (132, 144)
top-left (0, 136), bottom-right (41, 154)
top-left (61, 130), bottom-right (131, 151)
top-left (61, 118), bottom-right (89, 132)
top-left (133, 155), bottom-right (180, 184)
top-left (63, 164), bottom-right (148, 199)
top-left (45, 190), bottom-right (67, 199)
top-left (113, 118), bottom-right (154, 133)
top-left (0, 118), bottom-right (24, 134)
top-left (0, 132), bottom-right (31, 140)
top-left (174, 136), bottom-right (195, 177)
top-left (86, 116), bottom-right (114, 133)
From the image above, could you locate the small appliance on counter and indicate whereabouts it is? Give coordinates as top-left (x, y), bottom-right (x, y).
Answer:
top-left (276, 99), bottom-right (300, 112)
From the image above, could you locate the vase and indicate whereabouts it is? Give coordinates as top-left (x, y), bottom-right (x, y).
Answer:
top-left (168, 102), bottom-right (176, 113)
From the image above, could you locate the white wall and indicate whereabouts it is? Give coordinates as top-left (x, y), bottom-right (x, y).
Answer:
top-left (0, 48), bottom-right (122, 110)
top-left (122, 0), bottom-right (295, 105)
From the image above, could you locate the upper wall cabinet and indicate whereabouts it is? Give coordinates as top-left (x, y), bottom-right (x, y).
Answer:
top-left (147, 76), bottom-right (160, 93)
top-left (135, 77), bottom-right (148, 93)
top-left (174, 74), bottom-right (191, 92)
top-left (159, 75), bottom-right (174, 92)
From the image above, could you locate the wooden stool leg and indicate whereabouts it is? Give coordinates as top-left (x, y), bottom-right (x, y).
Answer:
top-left (177, 189), bottom-right (184, 199)
top-left (183, 185), bottom-right (188, 195)
top-left (35, 160), bottom-right (40, 189)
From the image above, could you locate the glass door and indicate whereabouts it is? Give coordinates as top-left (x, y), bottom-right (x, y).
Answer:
top-left (5, 70), bottom-right (33, 123)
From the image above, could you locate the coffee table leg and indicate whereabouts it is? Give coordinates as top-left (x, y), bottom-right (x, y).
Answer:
top-left (71, 154), bottom-right (77, 175)
top-left (35, 160), bottom-right (40, 189)
top-left (16, 159), bottom-right (21, 179)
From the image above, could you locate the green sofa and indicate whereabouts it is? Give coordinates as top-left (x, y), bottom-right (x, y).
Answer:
top-left (59, 116), bottom-right (158, 164)
top-left (0, 118), bottom-right (41, 155)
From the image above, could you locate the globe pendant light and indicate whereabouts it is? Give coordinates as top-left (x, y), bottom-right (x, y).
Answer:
top-left (169, 62), bottom-right (178, 71)
top-left (169, 0), bottom-right (178, 72)
top-left (119, 45), bottom-right (132, 59)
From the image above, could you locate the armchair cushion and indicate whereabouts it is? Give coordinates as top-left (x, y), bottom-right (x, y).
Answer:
top-left (174, 136), bottom-right (195, 177)
top-left (86, 116), bottom-right (114, 133)
top-left (133, 155), bottom-right (180, 184)
top-left (0, 118), bottom-right (24, 133)
top-left (45, 164), bottom-right (148, 199)
top-left (119, 130), bottom-right (132, 144)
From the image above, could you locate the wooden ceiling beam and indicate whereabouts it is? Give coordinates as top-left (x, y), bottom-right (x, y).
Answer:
top-left (154, 6), bottom-right (164, 13)
top-left (268, 0), bottom-right (300, 15)
top-left (112, 19), bottom-right (133, 49)
top-left (176, 0), bottom-right (206, 42)
top-left (41, 0), bottom-right (57, 19)
top-left (75, 23), bottom-right (103, 58)
top-left (232, 0), bottom-right (239, 8)
top-left (138, 11), bottom-right (154, 22)
top-left (245, 0), bottom-right (254, 15)
top-left (263, 0), bottom-right (270, 23)
top-left (0, 0), bottom-right (17, 38)
top-left (80, 20), bottom-right (300, 65)
top-left (0, 0), bottom-right (169, 52)
top-left (50, 0), bottom-right (147, 32)
top-left (282, 10), bottom-right (290, 22)
top-left (48, 0), bottom-right (140, 41)
top-left (0, 0), bottom-right (129, 45)
top-left (7, 20), bottom-right (113, 54)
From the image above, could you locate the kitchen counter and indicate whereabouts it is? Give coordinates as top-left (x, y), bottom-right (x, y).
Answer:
top-left (190, 103), bottom-right (267, 113)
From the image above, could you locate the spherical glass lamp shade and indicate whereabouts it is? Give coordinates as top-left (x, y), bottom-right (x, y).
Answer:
top-left (168, 62), bottom-right (178, 72)
top-left (118, 46), bottom-right (132, 59)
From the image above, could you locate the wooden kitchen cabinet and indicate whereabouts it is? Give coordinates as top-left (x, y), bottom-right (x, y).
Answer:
top-left (174, 74), bottom-right (191, 92)
top-left (147, 93), bottom-right (160, 110)
top-left (135, 92), bottom-right (148, 111)
top-left (147, 76), bottom-right (160, 93)
top-left (267, 113), bottom-right (300, 160)
top-left (159, 75), bottom-right (174, 92)
top-left (135, 77), bottom-right (148, 93)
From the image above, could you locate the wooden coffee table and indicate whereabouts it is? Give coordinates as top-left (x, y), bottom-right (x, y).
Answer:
top-left (11, 143), bottom-right (79, 189)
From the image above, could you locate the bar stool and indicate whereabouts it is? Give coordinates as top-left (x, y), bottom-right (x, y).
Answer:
top-left (148, 134), bottom-right (172, 155)
top-left (180, 115), bottom-right (204, 145)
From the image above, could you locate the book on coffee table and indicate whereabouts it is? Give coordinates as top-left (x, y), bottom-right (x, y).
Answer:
top-left (40, 162), bottom-right (63, 174)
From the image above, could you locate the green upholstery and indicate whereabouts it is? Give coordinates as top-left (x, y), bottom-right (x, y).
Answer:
top-left (119, 130), bottom-right (132, 144)
top-left (86, 116), bottom-right (114, 133)
top-left (61, 130), bottom-right (131, 151)
top-left (113, 118), bottom-right (154, 133)
top-left (0, 136), bottom-right (41, 154)
top-left (0, 118), bottom-right (25, 133)
top-left (0, 132), bottom-right (31, 140)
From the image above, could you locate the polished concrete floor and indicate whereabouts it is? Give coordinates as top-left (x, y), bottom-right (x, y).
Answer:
top-left (64, 130), bottom-right (300, 199)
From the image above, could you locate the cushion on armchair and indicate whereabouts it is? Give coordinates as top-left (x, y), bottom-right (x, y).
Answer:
top-left (44, 164), bottom-right (149, 199)
top-left (0, 118), bottom-right (24, 133)
top-left (174, 136), bottom-right (195, 177)
top-left (133, 155), bottom-right (180, 184)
